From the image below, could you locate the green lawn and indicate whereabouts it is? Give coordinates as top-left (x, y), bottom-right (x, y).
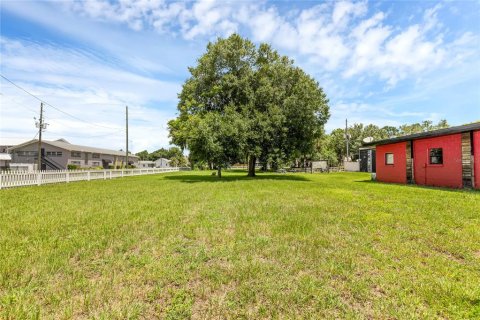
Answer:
top-left (0, 171), bottom-right (479, 319)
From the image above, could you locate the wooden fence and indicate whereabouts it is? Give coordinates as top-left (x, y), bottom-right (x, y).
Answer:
top-left (0, 167), bottom-right (186, 189)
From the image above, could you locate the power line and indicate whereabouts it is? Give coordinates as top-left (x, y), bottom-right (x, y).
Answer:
top-left (0, 74), bottom-right (122, 130)
top-left (1, 93), bottom-right (124, 139)
top-left (0, 92), bottom-right (41, 114)
top-left (47, 129), bottom-right (124, 139)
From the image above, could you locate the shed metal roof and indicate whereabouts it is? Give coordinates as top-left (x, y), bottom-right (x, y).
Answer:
top-left (363, 122), bottom-right (480, 146)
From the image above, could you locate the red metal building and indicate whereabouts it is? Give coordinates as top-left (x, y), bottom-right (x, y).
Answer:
top-left (376, 142), bottom-right (407, 184)
top-left (364, 123), bottom-right (480, 189)
top-left (474, 130), bottom-right (480, 189)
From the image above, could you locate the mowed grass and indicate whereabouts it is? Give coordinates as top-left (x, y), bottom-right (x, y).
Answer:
top-left (0, 171), bottom-right (479, 319)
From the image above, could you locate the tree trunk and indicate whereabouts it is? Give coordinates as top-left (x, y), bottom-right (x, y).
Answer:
top-left (217, 166), bottom-right (222, 178)
top-left (248, 156), bottom-right (256, 177)
top-left (271, 161), bottom-right (278, 171)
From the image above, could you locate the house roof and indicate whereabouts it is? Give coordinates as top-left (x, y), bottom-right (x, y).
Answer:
top-left (0, 153), bottom-right (12, 160)
top-left (10, 139), bottom-right (139, 158)
top-left (363, 122), bottom-right (480, 146)
top-left (0, 138), bottom-right (30, 147)
top-left (155, 158), bottom-right (171, 162)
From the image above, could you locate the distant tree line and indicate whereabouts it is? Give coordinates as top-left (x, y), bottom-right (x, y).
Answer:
top-left (142, 119), bottom-right (448, 171)
top-left (315, 119), bottom-right (449, 166)
top-left (135, 146), bottom-right (188, 167)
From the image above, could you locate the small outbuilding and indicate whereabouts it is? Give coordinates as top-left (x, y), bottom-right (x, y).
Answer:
top-left (155, 158), bottom-right (171, 168)
top-left (137, 161), bottom-right (156, 168)
top-left (363, 122), bottom-right (480, 189)
top-left (359, 147), bottom-right (376, 173)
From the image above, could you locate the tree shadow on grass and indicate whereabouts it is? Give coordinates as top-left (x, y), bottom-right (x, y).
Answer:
top-left (163, 173), bottom-right (312, 183)
top-left (355, 179), bottom-right (480, 194)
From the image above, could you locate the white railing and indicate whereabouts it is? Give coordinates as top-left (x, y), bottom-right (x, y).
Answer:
top-left (0, 167), bottom-right (188, 189)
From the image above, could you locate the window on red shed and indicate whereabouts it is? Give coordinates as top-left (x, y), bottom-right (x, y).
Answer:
top-left (429, 148), bottom-right (443, 164)
top-left (385, 153), bottom-right (394, 165)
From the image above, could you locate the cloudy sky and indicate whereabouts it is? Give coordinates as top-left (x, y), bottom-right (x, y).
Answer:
top-left (1, 0), bottom-right (479, 152)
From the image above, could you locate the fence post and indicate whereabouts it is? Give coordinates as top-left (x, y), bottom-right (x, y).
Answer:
top-left (37, 171), bottom-right (42, 186)
top-left (110, 170), bottom-right (112, 179)
top-left (104, 170), bottom-right (106, 180)
top-left (87, 171), bottom-right (91, 181)
top-left (0, 172), bottom-right (2, 190)
top-left (121, 170), bottom-right (124, 178)
top-left (66, 171), bottom-right (70, 183)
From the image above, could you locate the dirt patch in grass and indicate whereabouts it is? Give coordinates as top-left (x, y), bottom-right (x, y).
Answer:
top-left (432, 247), bottom-right (465, 264)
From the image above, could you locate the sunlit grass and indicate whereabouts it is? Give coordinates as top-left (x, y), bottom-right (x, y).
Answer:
top-left (1, 171), bottom-right (479, 319)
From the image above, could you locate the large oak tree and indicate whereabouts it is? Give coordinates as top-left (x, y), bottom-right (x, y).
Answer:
top-left (168, 34), bottom-right (330, 177)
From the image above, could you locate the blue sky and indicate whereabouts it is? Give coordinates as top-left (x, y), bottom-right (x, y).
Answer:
top-left (1, 0), bottom-right (479, 152)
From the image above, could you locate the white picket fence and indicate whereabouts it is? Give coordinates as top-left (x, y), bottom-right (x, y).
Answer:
top-left (0, 167), bottom-right (185, 189)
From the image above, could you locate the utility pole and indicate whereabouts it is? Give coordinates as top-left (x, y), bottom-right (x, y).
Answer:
top-left (345, 118), bottom-right (349, 161)
top-left (35, 102), bottom-right (46, 171)
top-left (126, 106), bottom-right (129, 168)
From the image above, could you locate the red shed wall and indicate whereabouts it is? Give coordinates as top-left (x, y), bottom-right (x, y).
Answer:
top-left (474, 130), bottom-right (480, 189)
top-left (413, 133), bottom-right (463, 188)
top-left (376, 142), bottom-right (407, 184)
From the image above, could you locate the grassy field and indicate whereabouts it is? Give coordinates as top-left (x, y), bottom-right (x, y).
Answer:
top-left (0, 171), bottom-right (479, 319)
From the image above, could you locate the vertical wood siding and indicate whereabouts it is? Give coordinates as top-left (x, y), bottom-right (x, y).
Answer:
top-left (406, 141), bottom-right (414, 184)
top-left (461, 132), bottom-right (473, 188)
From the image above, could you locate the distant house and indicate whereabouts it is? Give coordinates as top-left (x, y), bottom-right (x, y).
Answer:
top-left (155, 158), bottom-right (171, 168)
top-left (363, 122), bottom-right (480, 189)
top-left (138, 158), bottom-right (172, 168)
top-left (137, 160), bottom-right (156, 168)
top-left (9, 138), bottom-right (139, 170)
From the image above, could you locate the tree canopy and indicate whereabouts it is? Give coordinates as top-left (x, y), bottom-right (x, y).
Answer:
top-left (168, 34), bottom-right (330, 177)
top-left (314, 119), bottom-right (450, 165)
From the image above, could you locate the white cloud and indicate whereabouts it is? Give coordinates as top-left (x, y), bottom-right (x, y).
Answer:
top-left (181, 0), bottom-right (239, 39)
top-left (0, 37), bottom-right (179, 152)
top-left (1, 37), bottom-right (180, 103)
top-left (422, 3), bottom-right (442, 32)
top-left (65, 1), bottom-right (476, 87)
top-left (69, 0), bottom-right (240, 39)
top-left (331, 0), bottom-right (367, 29)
